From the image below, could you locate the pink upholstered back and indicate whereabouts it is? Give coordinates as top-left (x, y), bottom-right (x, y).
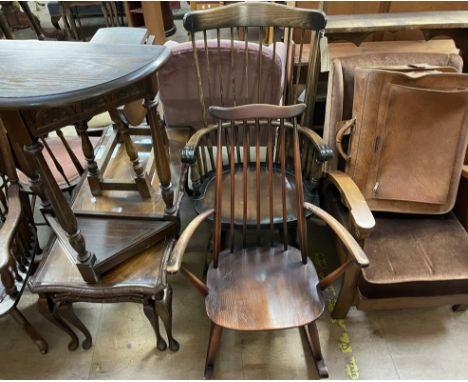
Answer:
top-left (158, 39), bottom-right (286, 129)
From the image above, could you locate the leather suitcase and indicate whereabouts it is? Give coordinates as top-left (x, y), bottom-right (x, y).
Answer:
top-left (324, 52), bottom-right (463, 171)
top-left (337, 68), bottom-right (468, 214)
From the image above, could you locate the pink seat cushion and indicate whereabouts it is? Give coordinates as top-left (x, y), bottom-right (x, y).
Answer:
top-left (158, 39), bottom-right (286, 129)
top-left (18, 136), bottom-right (100, 190)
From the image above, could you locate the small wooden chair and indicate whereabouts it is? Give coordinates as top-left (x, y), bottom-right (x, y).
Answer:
top-left (0, 118), bottom-right (47, 354)
top-left (167, 104), bottom-right (369, 379)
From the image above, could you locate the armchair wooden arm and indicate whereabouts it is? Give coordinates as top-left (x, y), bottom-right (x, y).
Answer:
top-left (167, 208), bottom-right (214, 273)
top-left (326, 170), bottom-right (375, 240)
top-left (181, 126), bottom-right (217, 164)
top-left (297, 126), bottom-right (334, 163)
top-left (303, 202), bottom-right (369, 267)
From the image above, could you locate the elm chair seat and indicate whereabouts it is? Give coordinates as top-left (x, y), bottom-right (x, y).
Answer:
top-left (206, 245), bottom-right (324, 331)
top-left (360, 212), bottom-right (468, 299)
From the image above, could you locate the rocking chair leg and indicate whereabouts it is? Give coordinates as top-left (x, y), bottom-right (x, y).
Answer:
top-left (304, 322), bottom-right (328, 378)
top-left (37, 295), bottom-right (79, 351)
top-left (57, 302), bottom-right (93, 350)
top-left (143, 298), bottom-right (167, 351)
top-left (204, 322), bottom-right (223, 380)
top-left (9, 307), bottom-right (48, 354)
top-left (452, 304), bottom-right (468, 312)
top-left (155, 285), bottom-right (180, 352)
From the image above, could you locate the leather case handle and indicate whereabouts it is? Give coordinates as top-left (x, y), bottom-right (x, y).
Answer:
top-left (335, 118), bottom-right (355, 162)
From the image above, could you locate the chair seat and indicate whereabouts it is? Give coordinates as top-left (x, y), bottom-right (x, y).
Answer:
top-left (29, 237), bottom-right (170, 298)
top-left (360, 212), bottom-right (468, 298)
top-left (206, 245), bottom-right (324, 331)
top-left (194, 166), bottom-right (314, 226)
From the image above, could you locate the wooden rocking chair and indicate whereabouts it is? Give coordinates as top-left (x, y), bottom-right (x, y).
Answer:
top-left (167, 104), bottom-right (369, 379)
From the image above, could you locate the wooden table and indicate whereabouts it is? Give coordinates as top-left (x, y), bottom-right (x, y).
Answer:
top-left (0, 39), bottom-right (173, 282)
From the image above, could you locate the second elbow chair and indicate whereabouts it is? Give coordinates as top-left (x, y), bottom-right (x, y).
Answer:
top-left (167, 103), bottom-right (370, 379)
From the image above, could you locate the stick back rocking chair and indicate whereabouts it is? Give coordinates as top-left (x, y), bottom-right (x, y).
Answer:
top-left (167, 104), bottom-right (369, 379)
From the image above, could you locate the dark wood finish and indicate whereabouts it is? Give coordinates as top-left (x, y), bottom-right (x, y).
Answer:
top-left (29, 237), bottom-right (179, 353)
top-left (169, 104), bottom-right (368, 379)
top-left (0, 39), bottom-right (175, 282)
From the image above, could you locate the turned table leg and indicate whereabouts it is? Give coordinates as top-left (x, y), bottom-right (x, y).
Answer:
top-left (109, 109), bottom-right (152, 198)
top-left (144, 97), bottom-right (175, 214)
top-left (75, 120), bottom-right (102, 197)
top-left (25, 141), bottom-right (98, 283)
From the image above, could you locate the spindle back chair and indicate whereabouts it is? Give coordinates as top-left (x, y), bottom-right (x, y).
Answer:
top-left (0, 118), bottom-right (48, 354)
top-left (168, 104), bottom-right (369, 379)
top-left (181, 3), bottom-right (331, 221)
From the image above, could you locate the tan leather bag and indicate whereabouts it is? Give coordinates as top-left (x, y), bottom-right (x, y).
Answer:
top-left (337, 69), bottom-right (468, 215)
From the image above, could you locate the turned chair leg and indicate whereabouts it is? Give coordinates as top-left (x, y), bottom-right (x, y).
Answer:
top-left (304, 322), bottom-right (328, 378)
top-left (37, 295), bottom-right (79, 351)
top-left (57, 302), bottom-right (93, 349)
top-left (204, 322), bottom-right (223, 380)
top-left (155, 285), bottom-right (179, 352)
top-left (143, 298), bottom-right (167, 351)
top-left (9, 307), bottom-right (48, 354)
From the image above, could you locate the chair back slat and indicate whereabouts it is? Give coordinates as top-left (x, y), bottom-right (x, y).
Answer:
top-left (229, 120), bottom-right (235, 252)
top-left (280, 118), bottom-right (289, 250)
top-left (294, 29), bottom-right (306, 104)
top-left (230, 27), bottom-right (237, 106)
top-left (267, 120), bottom-right (274, 244)
top-left (191, 34), bottom-right (208, 127)
top-left (244, 27), bottom-right (249, 104)
top-left (255, 118), bottom-right (261, 243)
top-left (257, 27), bottom-right (263, 103)
top-left (242, 120), bottom-right (249, 248)
top-left (202, 30), bottom-right (214, 104)
top-left (213, 119), bottom-right (224, 268)
top-left (283, 27), bottom-right (292, 105)
top-left (216, 29), bottom-right (225, 107)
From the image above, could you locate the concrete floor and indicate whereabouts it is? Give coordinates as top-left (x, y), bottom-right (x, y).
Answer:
top-left (3, 3), bottom-right (468, 380)
top-left (2, 194), bottom-right (468, 380)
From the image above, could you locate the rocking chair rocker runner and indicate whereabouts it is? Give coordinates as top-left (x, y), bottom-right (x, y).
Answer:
top-left (168, 104), bottom-right (369, 379)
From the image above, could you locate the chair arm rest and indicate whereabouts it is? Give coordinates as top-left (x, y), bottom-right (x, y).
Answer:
top-left (297, 126), bottom-right (334, 163)
top-left (0, 184), bottom-right (21, 270)
top-left (167, 208), bottom-right (215, 273)
top-left (326, 170), bottom-right (375, 239)
top-left (304, 202), bottom-right (369, 267)
top-left (181, 126), bottom-right (217, 164)
top-left (462, 165), bottom-right (468, 179)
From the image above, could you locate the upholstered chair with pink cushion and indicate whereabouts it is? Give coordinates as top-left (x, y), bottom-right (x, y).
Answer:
top-left (158, 39), bottom-right (286, 130)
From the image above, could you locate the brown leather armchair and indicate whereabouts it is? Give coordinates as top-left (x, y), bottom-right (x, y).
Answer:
top-left (322, 66), bottom-right (468, 318)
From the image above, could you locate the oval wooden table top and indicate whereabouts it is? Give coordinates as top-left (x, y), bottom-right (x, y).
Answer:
top-left (0, 40), bottom-right (171, 109)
